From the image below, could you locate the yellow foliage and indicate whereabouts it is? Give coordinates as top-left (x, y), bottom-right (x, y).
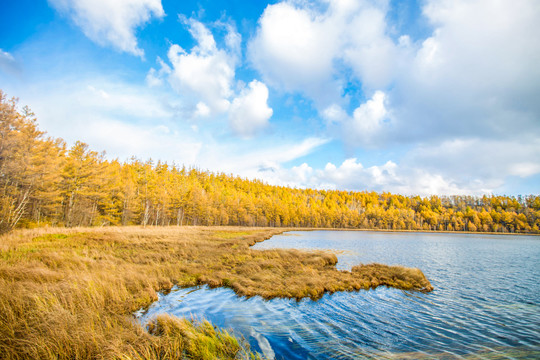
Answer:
top-left (1, 90), bottom-right (539, 235)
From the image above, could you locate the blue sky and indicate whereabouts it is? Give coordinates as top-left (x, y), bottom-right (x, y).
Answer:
top-left (1, 0), bottom-right (539, 196)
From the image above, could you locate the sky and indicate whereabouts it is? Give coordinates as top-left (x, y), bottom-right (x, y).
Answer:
top-left (1, 0), bottom-right (539, 196)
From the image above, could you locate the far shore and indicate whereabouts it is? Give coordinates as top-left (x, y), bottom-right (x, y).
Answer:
top-left (284, 227), bottom-right (540, 236)
top-left (10, 224), bottom-right (540, 237)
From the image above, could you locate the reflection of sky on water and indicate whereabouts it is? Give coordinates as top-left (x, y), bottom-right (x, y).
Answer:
top-left (138, 231), bottom-right (540, 359)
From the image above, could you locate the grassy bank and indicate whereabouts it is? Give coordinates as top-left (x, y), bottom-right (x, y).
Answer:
top-left (0, 226), bottom-right (432, 359)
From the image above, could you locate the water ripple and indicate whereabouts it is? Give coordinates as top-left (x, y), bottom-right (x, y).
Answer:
top-left (137, 231), bottom-right (540, 359)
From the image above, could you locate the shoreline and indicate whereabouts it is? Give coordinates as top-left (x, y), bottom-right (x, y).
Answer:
top-left (286, 227), bottom-right (540, 236)
top-left (0, 226), bottom-right (432, 359)
top-left (7, 224), bottom-right (539, 239)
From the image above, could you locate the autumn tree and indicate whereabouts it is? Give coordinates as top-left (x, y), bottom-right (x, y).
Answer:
top-left (1, 89), bottom-right (539, 234)
top-left (0, 92), bottom-right (62, 233)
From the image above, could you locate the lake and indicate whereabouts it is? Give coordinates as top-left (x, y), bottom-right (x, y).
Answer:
top-left (136, 231), bottom-right (540, 359)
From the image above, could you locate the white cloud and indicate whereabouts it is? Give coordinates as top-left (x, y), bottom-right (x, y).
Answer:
top-left (249, 1), bottom-right (343, 106)
top-left (194, 102), bottom-right (211, 118)
top-left (348, 90), bottom-right (389, 146)
top-left (198, 137), bottom-right (329, 177)
top-left (146, 68), bottom-right (163, 87)
top-left (509, 163), bottom-right (540, 178)
top-left (49, 0), bottom-right (164, 57)
top-left (249, 0), bottom-right (401, 108)
top-left (250, 0), bottom-right (540, 149)
top-left (229, 80), bottom-right (273, 137)
top-left (0, 49), bottom-right (19, 75)
top-left (84, 119), bottom-right (202, 163)
top-left (392, 171), bottom-right (473, 196)
top-left (290, 163), bottom-right (314, 185)
top-left (165, 18), bottom-right (238, 116)
top-left (250, 162), bottom-right (317, 189)
top-left (85, 83), bottom-right (171, 119)
top-left (252, 157), bottom-right (492, 196)
top-left (317, 159), bottom-right (401, 192)
top-left (12, 77), bottom-right (200, 162)
top-left (0, 49), bottom-right (15, 63)
top-left (403, 138), bottom-right (540, 185)
top-left (323, 90), bottom-right (390, 147)
top-left (0, 49), bottom-right (15, 66)
top-left (390, 0), bottom-right (540, 142)
top-left (322, 103), bottom-right (348, 125)
top-left (244, 135), bottom-right (540, 195)
top-left (148, 18), bottom-right (274, 137)
top-left (146, 57), bottom-right (171, 87)
top-left (341, 1), bottom-right (398, 89)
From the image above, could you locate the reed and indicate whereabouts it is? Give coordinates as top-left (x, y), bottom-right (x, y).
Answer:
top-left (0, 226), bottom-right (432, 359)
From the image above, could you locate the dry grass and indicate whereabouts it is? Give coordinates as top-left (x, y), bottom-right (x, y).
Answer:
top-left (0, 226), bottom-right (432, 359)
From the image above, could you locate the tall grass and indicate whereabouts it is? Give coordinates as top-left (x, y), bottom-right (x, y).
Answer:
top-left (0, 226), bottom-right (432, 359)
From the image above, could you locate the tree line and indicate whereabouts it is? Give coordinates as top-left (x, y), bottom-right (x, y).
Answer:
top-left (1, 91), bottom-right (539, 234)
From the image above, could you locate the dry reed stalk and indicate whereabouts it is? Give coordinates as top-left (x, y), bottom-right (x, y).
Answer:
top-left (0, 226), bottom-right (432, 359)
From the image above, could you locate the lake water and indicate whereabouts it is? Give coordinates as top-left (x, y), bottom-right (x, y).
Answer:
top-left (136, 231), bottom-right (540, 359)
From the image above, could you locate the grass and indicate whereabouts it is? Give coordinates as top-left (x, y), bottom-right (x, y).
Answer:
top-left (0, 226), bottom-right (433, 359)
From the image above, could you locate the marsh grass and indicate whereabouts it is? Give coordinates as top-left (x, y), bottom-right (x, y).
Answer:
top-left (0, 226), bottom-right (432, 359)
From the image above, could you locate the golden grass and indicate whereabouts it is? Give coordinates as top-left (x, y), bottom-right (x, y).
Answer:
top-left (0, 226), bottom-right (432, 359)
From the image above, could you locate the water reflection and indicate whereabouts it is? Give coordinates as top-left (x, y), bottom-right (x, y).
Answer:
top-left (137, 231), bottom-right (540, 359)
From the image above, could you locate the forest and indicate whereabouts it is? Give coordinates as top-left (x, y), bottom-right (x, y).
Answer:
top-left (1, 90), bottom-right (539, 235)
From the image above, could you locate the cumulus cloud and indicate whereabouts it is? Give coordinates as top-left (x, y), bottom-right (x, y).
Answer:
top-left (229, 80), bottom-right (273, 137)
top-left (26, 0), bottom-right (539, 195)
top-left (340, 1), bottom-right (398, 89)
top-left (351, 91), bottom-right (388, 135)
top-left (391, 0), bottom-right (540, 142)
top-left (323, 90), bottom-right (390, 147)
top-left (49, 0), bottom-right (164, 57)
top-left (253, 157), bottom-right (493, 196)
top-left (509, 163), bottom-right (540, 178)
top-left (250, 134), bottom-right (540, 196)
top-left (146, 57), bottom-right (171, 87)
top-left (322, 103), bottom-right (348, 125)
top-left (243, 133), bottom-right (540, 195)
top-left (403, 138), bottom-right (540, 186)
top-left (249, 1), bottom-right (342, 106)
top-left (320, 159), bottom-right (400, 191)
top-left (147, 17), bottom-right (274, 136)
top-left (250, 0), bottom-right (540, 148)
top-left (314, 158), bottom-right (470, 196)
top-left (249, 0), bottom-right (399, 107)
top-left (8, 72), bottom-right (322, 173)
top-left (258, 136), bottom-right (540, 195)
top-left (163, 17), bottom-right (239, 116)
